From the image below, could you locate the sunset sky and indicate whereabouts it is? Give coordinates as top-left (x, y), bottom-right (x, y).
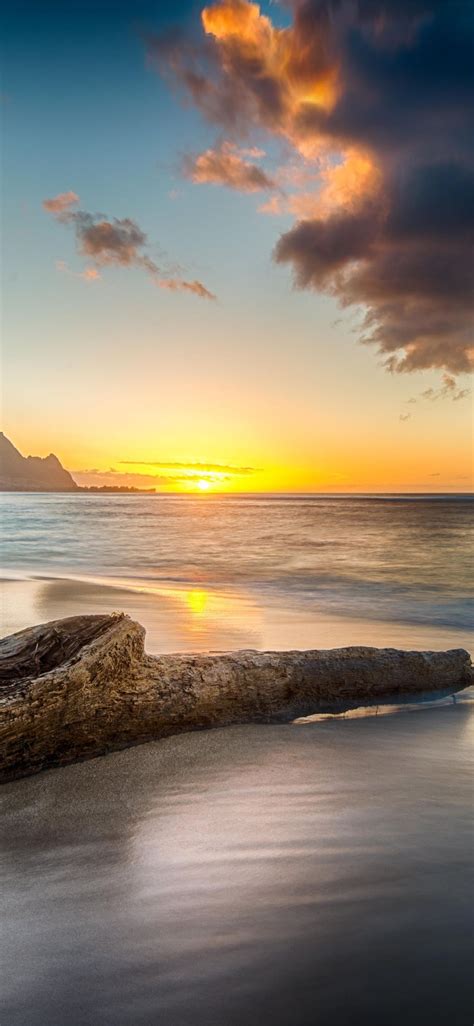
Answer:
top-left (2, 0), bottom-right (472, 492)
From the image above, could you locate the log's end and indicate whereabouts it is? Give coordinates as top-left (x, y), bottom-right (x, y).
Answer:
top-left (0, 612), bottom-right (144, 688)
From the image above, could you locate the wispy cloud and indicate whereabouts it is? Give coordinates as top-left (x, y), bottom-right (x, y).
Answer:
top-left (419, 374), bottom-right (471, 403)
top-left (406, 374), bottom-right (471, 407)
top-left (119, 459), bottom-right (260, 475)
top-left (55, 259), bottom-right (101, 283)
top-left (400, 372), bottom-right (470, 420)
top-left (156, 278), bottom-right (216, 300)
top-left (183, 141), bottom-right (277, 192)
top-left (73, 458), bottom-right (261, 490)
top-left (73, 469), bottom-right (176, 489)
top-left (43, 192), bottom-right (215, 300)
top-left (258, 195), bottom-right (285, 216)
top-left (43, 191), bottom-right (79, 214)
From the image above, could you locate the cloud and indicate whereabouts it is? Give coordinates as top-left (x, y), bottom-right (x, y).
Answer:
top-left (43, 193), bottom-right (214, 299)
top-left (399, 413), bottom-right (411, 422)
top-left (119, 459), bottom-right (260, 475)
top-left (258, 194), bottom-right (285, 215)
top-left (156, 278), bottom-right (216, 300)
top-left (81, 267), bottom-right (101, 281)
top-left (73, 465), bottom-right (255, 489)
top-left (42, 191), bottom-right (79, 214)
top-left (150, 0), bottom-right (474, 374)
top-left (409, 373), bottom-right (471, 405)
top-left (73, 469), bottom-right (175, 489)
top-left (55, 259), bottom-right (101, 283)
top-left (183, 141), bottom-right (277, 191)
top-left (74, 458), bottom-right (261, 490)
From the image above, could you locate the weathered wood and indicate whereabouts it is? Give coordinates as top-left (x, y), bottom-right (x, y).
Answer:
top-left (0, 613), bottom-right (471, 782)
top-left (0, 615), bottom-right (116, 683)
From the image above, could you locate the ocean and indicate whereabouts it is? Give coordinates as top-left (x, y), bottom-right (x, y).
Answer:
top-left (0, 492), bottom-right (472, 652)
top-left (1, 492), bottom-right (473, 1025)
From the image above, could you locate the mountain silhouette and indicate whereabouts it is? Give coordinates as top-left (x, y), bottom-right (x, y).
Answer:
top-left (0, 433), bottom-right (78, 491)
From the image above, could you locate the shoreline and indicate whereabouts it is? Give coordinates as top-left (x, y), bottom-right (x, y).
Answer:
top-left (1, 573), bottom-right (472, 657)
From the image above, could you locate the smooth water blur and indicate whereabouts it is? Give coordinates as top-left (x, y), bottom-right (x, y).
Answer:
top-left (1, 497), bottom-right (473, 1024)
top-left (0, 493), bottom-right (472, 651)
top-left (1, 705), bottom-right (473, 1026)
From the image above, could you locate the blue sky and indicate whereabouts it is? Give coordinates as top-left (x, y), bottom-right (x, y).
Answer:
top-left (1, 0), bottom-right (472, 491)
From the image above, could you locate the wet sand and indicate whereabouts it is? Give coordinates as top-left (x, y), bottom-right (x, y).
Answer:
top-left (1, 575), bottom-right (472, 654)
top-left (1, 703), bottom-right (473, 1026)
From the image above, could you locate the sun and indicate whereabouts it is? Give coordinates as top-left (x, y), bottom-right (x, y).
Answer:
top-left (196, 478), bottom-right (211, 491)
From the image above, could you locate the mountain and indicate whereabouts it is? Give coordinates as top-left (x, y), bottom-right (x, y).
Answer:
top-left (0, 433), bottom-right (78, 491)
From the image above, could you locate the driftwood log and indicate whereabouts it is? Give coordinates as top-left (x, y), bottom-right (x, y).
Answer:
top-left (0, 613), bottom-right (472, 782)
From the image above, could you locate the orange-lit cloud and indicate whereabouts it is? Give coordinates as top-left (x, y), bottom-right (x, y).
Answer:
top-left (156, 277), bottom-right (216, 300)
top-left (258, 195), bottom-right (284, 215)
top-left (42, 191), bottom-right (79, 214)
top-left (81, 267), bottom-right (101, 281)
top-left (288, 148), bottom-right (382, 219)
top-left (183, 141), bottom-right (276, 192)
top-left (55, 259), bottom-right (101, 283)
top-left (200, 0), bottom-right (339, 135)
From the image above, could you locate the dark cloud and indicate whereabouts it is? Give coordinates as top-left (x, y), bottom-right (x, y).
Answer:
top-left (151, 0), bottom-right (474, 374)
top-left (294, 1), bottom-right (474, 157)
top-left (43, 192), bottom-right (215, 299)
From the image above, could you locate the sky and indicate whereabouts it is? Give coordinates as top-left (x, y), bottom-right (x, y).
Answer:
top-left (1, 0), bottom-right (472, 492)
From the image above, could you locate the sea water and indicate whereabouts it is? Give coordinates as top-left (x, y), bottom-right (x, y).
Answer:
top-left (0, 492), bottom-right (472, 652)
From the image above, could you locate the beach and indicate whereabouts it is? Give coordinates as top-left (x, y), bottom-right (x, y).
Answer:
top-left (1, 702), bottom-right (473, 1026)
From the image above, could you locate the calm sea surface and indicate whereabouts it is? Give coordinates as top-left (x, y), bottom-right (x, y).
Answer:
top-left (0, 492), bottom-right (472, 651)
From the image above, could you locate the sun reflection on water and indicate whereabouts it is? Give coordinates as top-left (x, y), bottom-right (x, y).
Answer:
top-left (186, 589), bottom-right (208, 615)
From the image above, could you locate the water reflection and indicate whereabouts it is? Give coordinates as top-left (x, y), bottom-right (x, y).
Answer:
top-left (1, 705), bottom-right (473, 1025)
top-left (186, 588), bottom-right (208, 615)
top-left (1, 572), bottom-right (472, 655)
top-left (295, 686), bottom-right (474, 723)
top-left (1, 493), bottom-right (472, 650)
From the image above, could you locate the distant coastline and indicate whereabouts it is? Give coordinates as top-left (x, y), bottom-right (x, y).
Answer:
top-left (0, 432), bottom-right (157, 493)
top-left (76, 485), bottom-right (156, 493)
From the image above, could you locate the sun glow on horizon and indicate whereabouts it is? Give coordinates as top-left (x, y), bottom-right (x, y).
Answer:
top-left (196, 478), bottom-right (211, 491)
